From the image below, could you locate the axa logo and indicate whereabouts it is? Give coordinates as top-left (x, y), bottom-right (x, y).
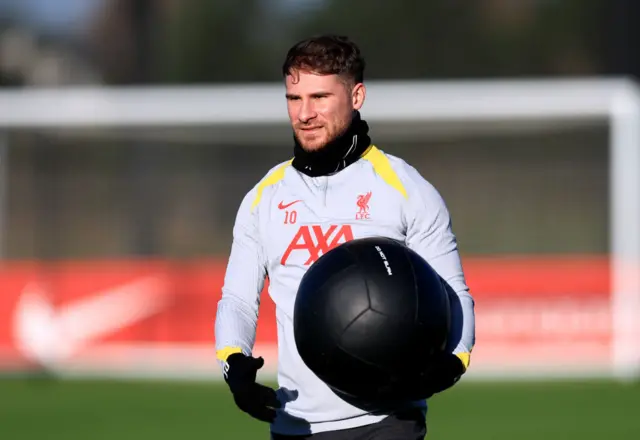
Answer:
top-left (281, 224), bottom-right (354, 265)
top-left (356, 191), bottom-right (372, 220)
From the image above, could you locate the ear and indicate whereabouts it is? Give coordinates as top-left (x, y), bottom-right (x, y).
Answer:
top-left (351, 83), bottom-right (366, 111)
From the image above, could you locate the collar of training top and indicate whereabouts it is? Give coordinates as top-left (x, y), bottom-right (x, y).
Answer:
top-left (291, 112), bottom-right (372, 177)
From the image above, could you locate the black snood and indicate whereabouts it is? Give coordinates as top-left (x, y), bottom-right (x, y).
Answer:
top-left (292, 112), bottom-right (372, 177)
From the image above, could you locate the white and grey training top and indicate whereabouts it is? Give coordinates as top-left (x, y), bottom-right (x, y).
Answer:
top-left (215, 145), bottom-right (475, 436)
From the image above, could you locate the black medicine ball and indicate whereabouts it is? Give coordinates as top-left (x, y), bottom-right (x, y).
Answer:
top-left (293, 236), bottom-right (451, 405)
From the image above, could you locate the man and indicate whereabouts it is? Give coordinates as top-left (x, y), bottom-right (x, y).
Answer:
top-left (215, 35), bottom-right (475, 439)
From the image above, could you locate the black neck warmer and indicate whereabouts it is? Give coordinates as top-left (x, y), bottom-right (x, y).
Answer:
top-left (292, 112), bottom-right (372, 177)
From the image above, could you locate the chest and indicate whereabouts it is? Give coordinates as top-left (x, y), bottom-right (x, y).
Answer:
top-left (261, 177), bottom-right (407, 268)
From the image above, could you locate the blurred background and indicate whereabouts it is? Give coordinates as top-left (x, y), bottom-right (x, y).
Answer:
top-left (0, 1), bottom-right (639, 439)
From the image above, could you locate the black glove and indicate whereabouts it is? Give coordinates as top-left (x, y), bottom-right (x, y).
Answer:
top-left (224, 353), bottom-right (281, 423)
top-left (351, 353), bottom-right (466, 406)
top-left (415, 352), bottom-right (466, 398)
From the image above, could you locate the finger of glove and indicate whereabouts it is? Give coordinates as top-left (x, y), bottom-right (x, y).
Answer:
top-left (234, 398), bottom-right (275, 423)
top-left (246, 405), bottom-right (277, 423)
top-left (254, 383), bottom-right (282, 409)
top-left (249, 356), bottom-right (265, 370)
top-left (234, 392), bottom-right (277, 423)
top-left (233, 384), bottom-right (280, 410)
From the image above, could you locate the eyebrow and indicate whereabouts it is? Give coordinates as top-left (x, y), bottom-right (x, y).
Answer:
top-left (286, 91), bottom-right (333, 99)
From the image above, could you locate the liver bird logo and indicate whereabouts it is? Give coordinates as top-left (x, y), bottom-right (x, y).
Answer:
top-left (356, 191), bottom-right (372, 215)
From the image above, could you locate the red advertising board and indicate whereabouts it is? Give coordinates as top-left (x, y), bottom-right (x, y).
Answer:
top-left (0, 256), bottom-right (613, 379)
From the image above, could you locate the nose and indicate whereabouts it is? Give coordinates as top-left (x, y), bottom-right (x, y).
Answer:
top-left (298, 99), bottom-right (316, 123)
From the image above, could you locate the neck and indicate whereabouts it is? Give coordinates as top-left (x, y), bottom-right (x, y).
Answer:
top-left (292, 112), bottom-right (372, 177)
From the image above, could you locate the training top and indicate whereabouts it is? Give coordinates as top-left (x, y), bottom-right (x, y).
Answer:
top-left (215, 145), bottom-right (475, 436)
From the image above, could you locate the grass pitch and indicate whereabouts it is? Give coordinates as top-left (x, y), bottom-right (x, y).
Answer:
top-left (1, 378), bottom-right (639, 439)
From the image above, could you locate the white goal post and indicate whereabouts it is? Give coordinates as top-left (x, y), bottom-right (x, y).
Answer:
top-left (0, 78), bottom-right (638, 381)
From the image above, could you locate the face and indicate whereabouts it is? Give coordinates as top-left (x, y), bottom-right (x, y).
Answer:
top-left (285, 69), bottom-right (366, 151)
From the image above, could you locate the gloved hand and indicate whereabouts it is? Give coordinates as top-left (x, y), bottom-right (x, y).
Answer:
top-left (348, 352), bottom-right (467, 406)
top-left (224, 353), bottom-right (281, 423)
top-left (415, 352), bottom-right (466, 398)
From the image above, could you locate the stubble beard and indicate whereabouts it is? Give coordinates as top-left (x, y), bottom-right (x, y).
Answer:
top-left (295, 120), bottom-right (351, 152)
top-left (295, 128), bottom-right (331, 152)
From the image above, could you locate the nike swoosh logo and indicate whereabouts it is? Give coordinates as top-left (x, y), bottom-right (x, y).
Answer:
top-left (278, 200), bottom-right (301, 209)
top-left (12, 276), bottom-right (170, 365)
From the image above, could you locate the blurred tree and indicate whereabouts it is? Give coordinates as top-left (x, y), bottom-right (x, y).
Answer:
top-left (602, 0), bottom-right (640, 79)
top-left (284, 0), bottom-right (607, 79)
top-left (283, 0), bottom-right (488, 79)
top-left (527, 0), bottom-right (606, 75)
top-left (157, 0), bottom-right (275, 83)
top-left (88, 0), bottom-right (276, 84)
top-left (84, 0), bottom-right (634, 84)
top-left (90, 0), bottom-right (154, 84)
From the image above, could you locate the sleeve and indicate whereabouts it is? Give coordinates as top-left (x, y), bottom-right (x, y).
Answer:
top-left (402, 165), bottom-right (476, 372)
top-left (214, 185), bottom-right (267, 368)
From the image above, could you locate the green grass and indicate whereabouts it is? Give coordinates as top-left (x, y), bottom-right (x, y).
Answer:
top-left (1, 378), bottom-right (639, 439)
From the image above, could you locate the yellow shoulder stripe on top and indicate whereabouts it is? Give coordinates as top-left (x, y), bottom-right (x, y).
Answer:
top-left (361, 146), bottom-right (408, 199)
top-left (216, 346), bottom-right (243, 362)
top-left (251, 159), bottom-right (293, 211)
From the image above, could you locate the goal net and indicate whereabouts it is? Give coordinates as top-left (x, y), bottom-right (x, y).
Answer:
top-left (0, 79), bottom-right (638, 381)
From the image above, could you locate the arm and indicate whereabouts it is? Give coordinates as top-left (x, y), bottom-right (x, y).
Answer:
top-left (215, 186), bottom-right (267, 367)
top-left (214, 188), bottom-right (282, 423)
top-left (402, 165), bottom-right (476, 373)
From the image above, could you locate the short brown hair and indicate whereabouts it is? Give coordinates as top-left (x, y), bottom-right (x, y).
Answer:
top-left (282, 35), bottom-right (365, 85)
